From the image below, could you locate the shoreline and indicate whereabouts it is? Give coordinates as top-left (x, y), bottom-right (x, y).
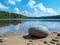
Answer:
top-left (0, 31), bottom-right (60, 45)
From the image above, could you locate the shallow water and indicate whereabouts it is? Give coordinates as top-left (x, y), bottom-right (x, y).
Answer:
top-left (0, 20), bottom-right (60, 36)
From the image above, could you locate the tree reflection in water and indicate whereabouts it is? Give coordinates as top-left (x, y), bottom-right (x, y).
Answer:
top-left (0, 20), bottom-right (23, 27)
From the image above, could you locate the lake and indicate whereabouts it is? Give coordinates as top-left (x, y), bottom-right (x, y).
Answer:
top-left (0, 19), bottom-right (60, 36)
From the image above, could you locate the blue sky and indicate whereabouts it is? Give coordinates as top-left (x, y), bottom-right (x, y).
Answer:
top-left (0, 0), bottom-right (60, 17)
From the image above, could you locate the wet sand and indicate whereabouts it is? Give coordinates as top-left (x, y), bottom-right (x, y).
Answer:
top-left (0, 31), bottom-right (60, 45)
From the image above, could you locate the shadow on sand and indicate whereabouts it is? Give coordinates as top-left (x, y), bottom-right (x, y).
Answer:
top-left (22, 34), bottom-right (46, 40)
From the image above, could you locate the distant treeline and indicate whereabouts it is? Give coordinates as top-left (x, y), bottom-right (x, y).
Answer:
top-left (28, 15), bottom-right (60, 19)
top-left (40, 15), bottom-right (60, 19)
top-left (0, 11), bottom-right (60, 19)
top-left (0, 11), bottom-right (28, 18)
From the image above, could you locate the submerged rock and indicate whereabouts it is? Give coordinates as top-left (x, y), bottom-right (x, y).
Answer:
top-left (29, 25), bottom-right (49, 38)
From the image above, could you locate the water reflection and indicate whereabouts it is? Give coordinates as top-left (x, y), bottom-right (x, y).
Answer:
top-left (0, 20), bottom-right (60, 36)
top-left (0, 20), bottom-right (22, 26)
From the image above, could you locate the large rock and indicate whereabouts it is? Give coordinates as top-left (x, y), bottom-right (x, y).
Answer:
top-left (29, 25), bottom-right (49, 38)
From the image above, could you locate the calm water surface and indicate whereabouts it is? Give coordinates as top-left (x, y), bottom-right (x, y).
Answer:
top-left (0, 20), bottom-right (60, 36)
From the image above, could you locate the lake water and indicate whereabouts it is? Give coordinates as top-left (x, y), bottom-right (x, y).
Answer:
top-left (0, 19), bottom-right (60, 36)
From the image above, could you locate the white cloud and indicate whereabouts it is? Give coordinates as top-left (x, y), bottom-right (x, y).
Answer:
top-left (21, 8), bottom-right (41, 17)
top-left (27, 0), bottom-right (36, 8)
top-left (34, 3), bottom-right (57, 14)
top-left (37, 3), bottom-right (46, 12)
top-left (27, 2), bottom-right (58, 17)
top-left (8, 0), bottom-right (21, 5)
top-left (16, 0), bottom-right (21, 2)
top-left (47, 8), bottom-right (56, 14)
top-left (8, 0), bottom-right (15, 5)
top-left (14, 7), bottom-right (20, 14)
top-left (20, 10), bottom-right (29, 16)
top-left (31, 8), bottom-right (40, 17)
top-left (23, 10), bottom-right (29, 15)
top-left (0, 3), bottom-right (9, 10)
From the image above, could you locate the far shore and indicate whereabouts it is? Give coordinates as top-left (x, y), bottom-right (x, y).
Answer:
top-left (0, 18), bottom-right (60, 21)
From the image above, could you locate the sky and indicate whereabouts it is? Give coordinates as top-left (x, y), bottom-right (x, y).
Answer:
top-left (0, 0), bottom-right (60, 17)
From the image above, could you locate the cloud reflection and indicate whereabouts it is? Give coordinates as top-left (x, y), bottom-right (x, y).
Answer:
top-left (0, 21), bottom-right (60, 35)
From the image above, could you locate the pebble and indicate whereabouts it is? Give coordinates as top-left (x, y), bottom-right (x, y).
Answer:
top-left (53, 32), bottom-right (57, 33)
top-left (52, 39), bottom-right (59, 42)
top-left (57, 33), bottom-right (60, 36)
top-left (50, 41), bottom-right (55, 44)
top-left (55, 37), bottom-right (59, 39)
top-left (0, 37), bottom-right (8, 43)
top-left (29, 39), bottom-right (33, 42)
top-left (44, 41), bottom-right (47, 44)
top-left (0, 38), bottom-right (3, 43)
top-left (27, 43), bottom-right (33, 45)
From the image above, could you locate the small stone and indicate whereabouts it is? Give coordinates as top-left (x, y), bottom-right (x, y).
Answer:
top-left (52, 32), bottom-right (57, 35)
top-left (52, 39), bottom-right (59, 42)
top-left (0, 39), bottom-right (3, 43)
top-left (29, 39), bottom-right (33, 42)
top-left (44, 41), bottom-right (47, 44)
top-left (55, 37), bottom-right (59, 39)
top-left (50, 41), bottom-right (55, 44)
top-left (0, 38), bottom-right (8, 43)
top-left (53, 32), bottom-right (57, 33)
top-left (57, 33), bottom-right (60, 36)
top-left (27, 43), bottom-right (33, 45)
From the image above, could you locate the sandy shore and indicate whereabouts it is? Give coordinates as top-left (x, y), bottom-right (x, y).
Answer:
top-left (0, 31), bottom-right (60, 45)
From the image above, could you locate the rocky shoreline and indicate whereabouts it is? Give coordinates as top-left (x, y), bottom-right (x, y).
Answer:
top-left (0, 31), bottom-right (60, 45)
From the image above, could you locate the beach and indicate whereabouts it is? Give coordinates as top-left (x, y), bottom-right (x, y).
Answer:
top-left (0, 31), bottom-right (60, 45)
